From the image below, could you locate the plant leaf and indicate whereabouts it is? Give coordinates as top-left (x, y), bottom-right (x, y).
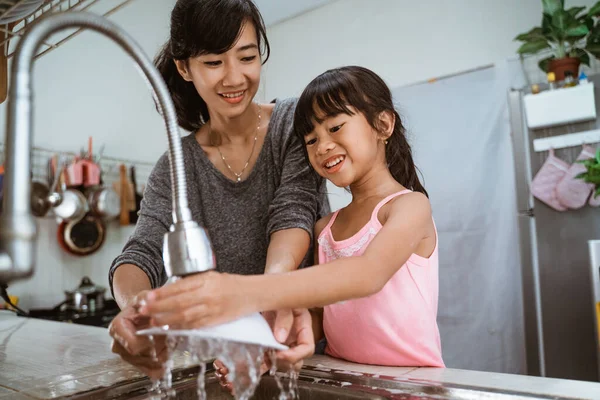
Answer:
top-left (566, 23), bottom-right (589, 37)
top-left (589, 22), bottom-right (600, 39)
top-left (569, 48), bottom-right (590, 65)
top-left (567, 6), bottom-right (586, 18)
top-left (588, 1), bottom-right (600, 17)
top-left (515, 27), bottom-right (545, 41)
top-left (581, 16), bottom-right (595, 31)
top-left (518, 39), bottom-right (551, 54)
top-left (543, 0), bottom-right (564, 16)
top-left (538, 56), bottom-right (555, 72)
top-left (585, 43), bottom-right (600, 57)
top-left (552, 9), bottom-right (579, 40)
top-left (542, 13), bottom-right (554, 37)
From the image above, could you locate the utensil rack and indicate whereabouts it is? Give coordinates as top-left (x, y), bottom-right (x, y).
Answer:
top-left (0, 142), bottom-right (155, 189)
top-left (0, 0), bottom-right (136, 60)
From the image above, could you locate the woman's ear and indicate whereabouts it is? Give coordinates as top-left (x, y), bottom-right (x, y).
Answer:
top-left (377, 110), bottom-right (395, 141)
top-left (174, 59), bottom-right (192, 82)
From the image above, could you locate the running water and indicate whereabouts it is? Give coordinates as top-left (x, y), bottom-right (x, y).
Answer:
top-left (145, 335), bottom-right (298, 400)
top-left (139, 277), bottom-right (298, 399)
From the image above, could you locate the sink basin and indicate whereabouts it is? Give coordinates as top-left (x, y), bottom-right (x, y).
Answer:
top-left (67, 364), bottom-right (581, 400)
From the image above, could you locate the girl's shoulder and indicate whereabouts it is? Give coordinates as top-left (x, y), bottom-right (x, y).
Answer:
top-left (379, 191), bottom-right (431, 227)
top-left (315, 212), bottom-right (335, 238)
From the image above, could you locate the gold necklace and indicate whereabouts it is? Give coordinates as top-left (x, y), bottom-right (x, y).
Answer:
top-left (213, 104), bottom-right (262, 183)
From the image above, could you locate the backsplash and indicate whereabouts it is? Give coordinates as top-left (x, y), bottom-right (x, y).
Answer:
top-left (6, 218), bottom-right (136, 310)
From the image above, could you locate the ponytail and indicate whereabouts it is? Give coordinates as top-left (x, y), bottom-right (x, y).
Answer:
top-left (386, 111), bottom-right (428, 197)
top-left (154, 42), bottom-right (208, 132)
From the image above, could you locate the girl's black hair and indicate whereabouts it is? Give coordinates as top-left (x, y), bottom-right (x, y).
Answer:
top-left (294, 66), bottom-right (428, 197)
top-left (155, 0), bottom-right (270, 132)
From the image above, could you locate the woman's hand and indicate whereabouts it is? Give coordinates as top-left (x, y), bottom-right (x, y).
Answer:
top-left (109, 291), bottom-right (168, 379)
top-left (138, 271), bottom-right (254, 329)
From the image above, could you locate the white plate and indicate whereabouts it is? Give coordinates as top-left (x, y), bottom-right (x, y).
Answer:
top-left (137, 312), bottom-right (288, 351)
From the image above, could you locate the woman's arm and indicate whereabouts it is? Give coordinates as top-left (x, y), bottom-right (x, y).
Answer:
top-left (264, 228), bottom-right (310, 274)
top-left (265, 99), bottom-right (326, 270)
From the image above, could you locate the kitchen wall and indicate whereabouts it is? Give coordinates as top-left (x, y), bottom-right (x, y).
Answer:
top-left (2, 0), bottom-right (598, 309)
top-left (0, 0), bottom-right (178, 309)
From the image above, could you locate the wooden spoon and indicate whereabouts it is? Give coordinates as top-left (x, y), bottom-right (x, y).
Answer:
top-left (119, 164), bottom-right (130, 226)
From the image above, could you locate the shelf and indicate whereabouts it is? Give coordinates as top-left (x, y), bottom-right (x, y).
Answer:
top-left (533, 129), bottom-right (600, 152)
top-left (0, 0), bottom-right (136, 60)
top-left (523, 82), bottom-right (596, 129)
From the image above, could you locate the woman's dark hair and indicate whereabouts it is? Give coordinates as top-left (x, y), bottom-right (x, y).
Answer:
top-left (294, 66), bottom-right (428, 197)
top-left (155, 0), bottom-right (270, 132)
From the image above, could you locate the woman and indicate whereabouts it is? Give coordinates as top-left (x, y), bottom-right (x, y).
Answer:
top-left (108, 0), bottom-right (329, 378)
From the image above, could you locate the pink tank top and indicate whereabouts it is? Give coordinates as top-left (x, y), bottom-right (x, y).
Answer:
top-left (318, 190), bottom-right (444, 367)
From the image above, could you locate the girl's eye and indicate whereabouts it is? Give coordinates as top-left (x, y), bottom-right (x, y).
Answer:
top-left (241, 56), bottom-right (257, 62)
top-left (306, 138), bottom-right (317, 146)
top-left (204, 61), bottom-right (221, 66)
top-left (330, 124), bottom-right (343, 133)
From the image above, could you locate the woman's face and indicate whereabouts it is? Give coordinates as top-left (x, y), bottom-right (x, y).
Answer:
top-left (175, 20), bottom-right (262, 119)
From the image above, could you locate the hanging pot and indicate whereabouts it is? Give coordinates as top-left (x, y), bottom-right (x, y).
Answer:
top-left (87, 186), bottom-right (120, 219)
top-left (52, 168), bottom-right (88, 221)
top-left (63, 276), bottom-right (106, 312)
top-left (57, 213), bottom-right (106, 257)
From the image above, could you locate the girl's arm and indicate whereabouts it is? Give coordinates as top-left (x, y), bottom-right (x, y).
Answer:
top-left (140, 192), bottom-right (433, 329)
top-left (249, 192), bottom-right (434, 311)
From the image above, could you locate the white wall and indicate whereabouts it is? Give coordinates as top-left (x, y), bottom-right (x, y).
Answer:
top-left (263, 0), bottom-right (599, 100)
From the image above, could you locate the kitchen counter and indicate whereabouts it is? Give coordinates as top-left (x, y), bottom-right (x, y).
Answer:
top-left (1, 312), bottom-right (600, 399)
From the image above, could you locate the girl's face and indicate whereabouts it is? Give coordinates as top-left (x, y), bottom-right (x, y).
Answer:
top-left (175, 21), bottom-right (262, 119)
top-left (303, 107), bottom-right (392, 188)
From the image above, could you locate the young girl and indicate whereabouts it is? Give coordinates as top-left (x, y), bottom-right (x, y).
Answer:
top-left (139, 65), bottom-right (445, 368)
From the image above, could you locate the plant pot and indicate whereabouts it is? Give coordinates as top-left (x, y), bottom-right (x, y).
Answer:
top-left (548, 57), bottom-right (581, 81)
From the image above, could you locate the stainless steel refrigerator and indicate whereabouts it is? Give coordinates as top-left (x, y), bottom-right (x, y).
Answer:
top-left (508, 77), bottom-right (600, 381)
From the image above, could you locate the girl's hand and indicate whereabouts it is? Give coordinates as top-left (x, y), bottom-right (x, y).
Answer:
top-left (214, 309), bottom-right (315, 395)
top-left (137, 271), bottom-right (254, 329)
top-left (272, 308), bottom-right (315, 371)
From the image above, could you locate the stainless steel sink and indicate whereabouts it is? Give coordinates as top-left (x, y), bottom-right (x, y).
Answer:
top-left (65, 364), bottom-right (582, 400)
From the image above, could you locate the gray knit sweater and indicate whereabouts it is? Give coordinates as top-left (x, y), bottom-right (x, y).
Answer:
top-left (109, 98), bottom-right (330, 292)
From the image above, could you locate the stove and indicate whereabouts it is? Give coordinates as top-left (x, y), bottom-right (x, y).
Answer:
top-left (23, 299), bottom-right (120, 328)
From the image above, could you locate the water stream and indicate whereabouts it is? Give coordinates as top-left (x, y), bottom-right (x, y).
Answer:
top-left (145, 334), bottom-right (298, 400)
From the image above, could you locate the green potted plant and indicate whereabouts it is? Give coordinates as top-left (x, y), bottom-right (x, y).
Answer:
top-left (515, 0), bottom-right (600, 80)
top-left (576, 147), bottom-right (600, 198)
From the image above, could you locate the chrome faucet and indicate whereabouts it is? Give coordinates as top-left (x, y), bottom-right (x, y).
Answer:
top-left (0, 12), bottom-right (215, 284)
